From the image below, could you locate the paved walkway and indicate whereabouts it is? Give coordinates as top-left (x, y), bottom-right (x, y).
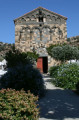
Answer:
top-left (38, 74), bottom-right (79, 120)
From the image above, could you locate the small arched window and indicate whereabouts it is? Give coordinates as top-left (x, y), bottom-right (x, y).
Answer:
top-left (32, 29), bottom-right (40, 42)
top-left (38, 10), bottom-right (43, 22)
top-left (42, 28), bottom-right (50, 42)
top-left (39, 17), bottom-right (43, 22)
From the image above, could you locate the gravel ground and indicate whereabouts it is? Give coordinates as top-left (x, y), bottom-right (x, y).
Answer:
top-left (38, 74), bottom-right (79, 120)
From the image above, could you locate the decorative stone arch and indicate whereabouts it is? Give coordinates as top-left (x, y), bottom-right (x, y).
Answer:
top-left (52, 16), bottom-right (56, 22)
top-left (22, 26), bottom-right (31, 31)
top-left (31, 15), bottom-right (36, 21)
top-left (22, 17), bottom-right (26, 21)
top-left (47, 15), bottom-right (51, 18)
top-left (46, 15), bottom-right (52, 21)
top-left (51, 25), bottom-right (61, 31)
top-left (56, 17), bottom-right (61, 24)
top-left (19, 27), bottom-right (31, 42)
top-left (26, 17), bottom-right (31, 21)
top-left (51, 26), bottom-right (63, 39)
top-left (32, 26), bottom-right (41, 32)
top-left (42, 25), bottom-right (51, 42)
top-left (51, 25), bottom-right (58, 29)
top-left (18, 30), bottom-right (26, 47)
top-left (18, 18), bottom-right (26, 23)
top-left (19, 26), bottom-right (31, 51)
top-left (42, 25), bottom-right (51, 31)
top-left (31, 15), bottom-right (36, 18)
top-left (32, 27), bottom-right (40, 42)
top-left (58, 29), bottom-right (63, 39)
top-left (25, 27), bottom-right (31, 41)
top-left (43, 13), bottom-right (46, 18)
top-left (36, 13), bottom-right (39, 18)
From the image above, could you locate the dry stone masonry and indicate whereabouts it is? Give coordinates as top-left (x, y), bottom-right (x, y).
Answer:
top-left (14, 7), bottom-right (67, 68)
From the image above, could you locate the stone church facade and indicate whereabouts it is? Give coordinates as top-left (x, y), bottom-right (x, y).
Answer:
top-left (14, 7), bottom-right (67, 73)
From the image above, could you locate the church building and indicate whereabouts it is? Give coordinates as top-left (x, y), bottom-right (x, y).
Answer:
top-left (14, 7), bottom-right (67, 73)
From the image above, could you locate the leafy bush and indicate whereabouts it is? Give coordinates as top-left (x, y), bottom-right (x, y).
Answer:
top-left (5, 49), bottom-right (30, 67)
top-left (2, 48), bottom-right (44, 98)
top-left (0, 88), bottom-right (39, 120)
top-left (51, 46), bottom-right (63, 61)
top-left (46, 43), bottom-right (67, 56)
top-left (50, 45), bottom-right (79, 62)
top-left (49, 66), bottom-right (59, 77)
top-left (0, 64), bottom-right (45, 97)
top-left (27, 51), bottom-right (39, 62)
top-left (62, 45), bottom-right (79, 61)
top-left (5, 48), bottom-right (39, 68)
top-left (46, 44), bottom-right (59, 56)
top-left (51, 63), bottom-right (79, 89)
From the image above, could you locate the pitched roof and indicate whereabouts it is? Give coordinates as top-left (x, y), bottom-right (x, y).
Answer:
top-left (14, 6), bottom-right (67, 22)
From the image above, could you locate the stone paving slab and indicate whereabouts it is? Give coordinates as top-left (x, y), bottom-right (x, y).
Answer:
top-left (38, 74), bottom-right (79, 120)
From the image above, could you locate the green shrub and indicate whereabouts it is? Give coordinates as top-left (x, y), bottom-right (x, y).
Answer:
top-left (0, 88), bottom-right (39, 120)
top-left (27, 51), bottom-right (39, 63)
top-left (5, 49), bottom-right (30, 67)
top-left (46, 44), bottom-right (59, 56)
top-left (50, 45), bottom-right (79, 62)
top-left (46, 43), bottom-right (67, 56)
top-left (0, 64), bottom-right (45, 97)
top-left (52, 63), bottom-right (79, 89)
top-left (2, 48), bottom-right (44, 98)
top-left (49, 66), bottom-right (59, 77)
top-left (5, 48), bottom-right (39, 68)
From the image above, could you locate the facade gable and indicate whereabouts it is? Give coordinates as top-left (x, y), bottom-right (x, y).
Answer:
top-left (14, 7), bottom-right (67, 70)
top-left (14, 7), bottom-right (67, 25)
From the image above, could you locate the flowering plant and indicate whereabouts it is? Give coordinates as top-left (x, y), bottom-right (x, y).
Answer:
top-left (51, 63), bottom-right (79, 89)
top-left (0, 89), bottom-right (39, 120)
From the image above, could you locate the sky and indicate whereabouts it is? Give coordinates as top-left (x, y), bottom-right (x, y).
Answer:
top-left (0, 0), bottom-right (79, 43)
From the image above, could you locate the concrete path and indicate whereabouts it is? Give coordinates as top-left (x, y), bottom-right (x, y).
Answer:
top-left (38, 74), bottom-right (79, 120)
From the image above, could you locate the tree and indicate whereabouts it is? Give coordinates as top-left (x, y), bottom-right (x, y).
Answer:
top-left (46, 44), bottom-right (59, 56)
top-left (62, 45), bottom-right (79, 61)
top-left (49, 45), bottom-right (79, 62)
top-left (51, 46), bottom-right (63, 61)
top-left (46, 43), bottom-right (67, 56)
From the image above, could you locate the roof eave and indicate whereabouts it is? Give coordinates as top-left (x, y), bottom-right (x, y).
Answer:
top-left (14, 6), bottom-right (67, 23)
top-left (14, 7), bottom-right (40, 23)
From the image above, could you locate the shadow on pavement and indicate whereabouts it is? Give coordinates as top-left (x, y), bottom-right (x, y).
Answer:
top-left (38, 89), bottom-right (79, 120)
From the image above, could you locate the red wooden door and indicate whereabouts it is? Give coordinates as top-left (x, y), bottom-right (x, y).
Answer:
top-left (37, 57), bottom-right (43, 73)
